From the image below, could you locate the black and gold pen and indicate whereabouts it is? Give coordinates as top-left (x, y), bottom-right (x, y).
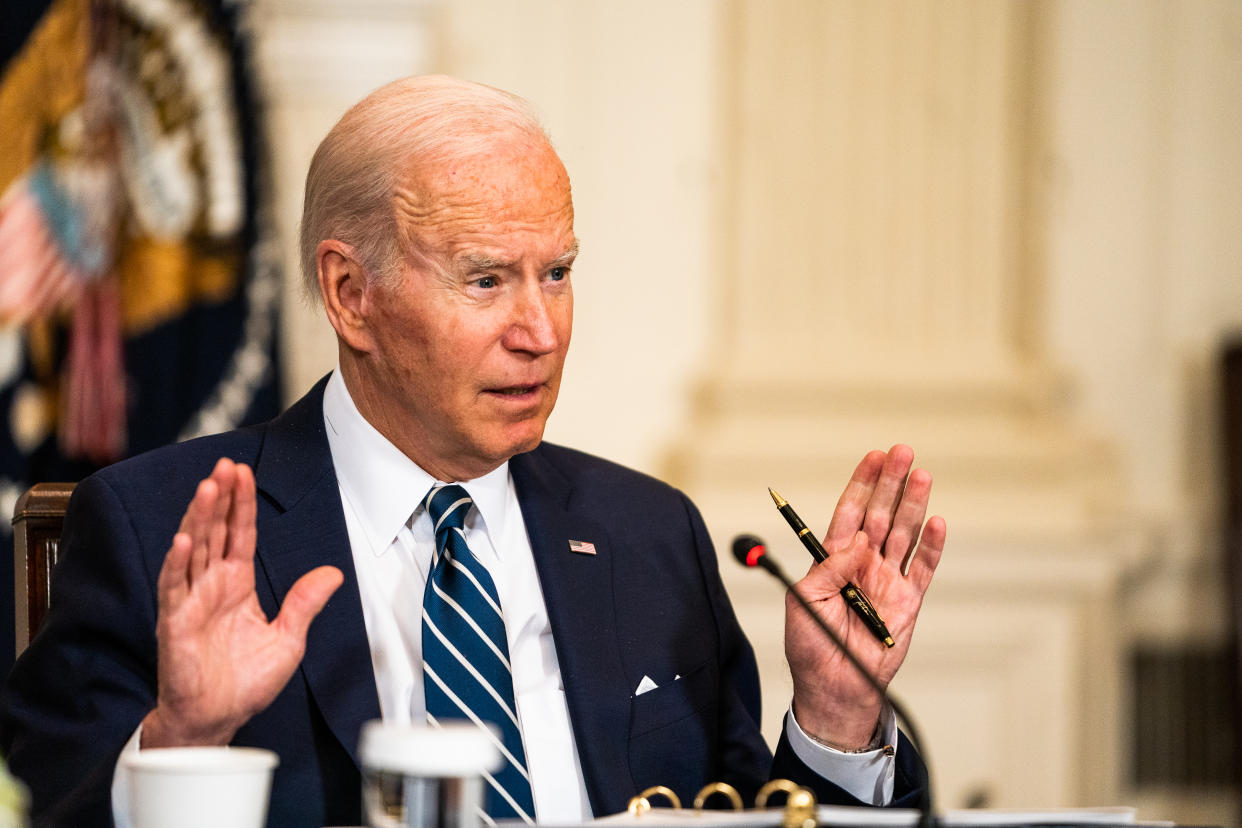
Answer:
top-left (768, 487), bottom-right (895, 648)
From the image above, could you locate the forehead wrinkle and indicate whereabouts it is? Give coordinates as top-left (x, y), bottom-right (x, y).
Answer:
top-left (393, 172), bottom-right (564, 225)
top-left (392, 181), bottom-right (492, 264)
top-left (390, 147), bottom-right (575, 269)
top-left (391, 182), bottom-right (475, 229)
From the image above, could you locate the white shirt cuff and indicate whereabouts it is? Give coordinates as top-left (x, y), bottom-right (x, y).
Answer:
top-left (110, 722), bottom-right (142, 828)
top-left (784, 702), bottom-right (896, 806)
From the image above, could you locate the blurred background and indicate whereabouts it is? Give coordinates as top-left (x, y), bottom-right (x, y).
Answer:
top-left (3, 0), bottom-right (1241, 824)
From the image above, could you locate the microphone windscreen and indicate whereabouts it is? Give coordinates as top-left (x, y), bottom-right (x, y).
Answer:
top-left (731, 534), bottom-right (767, 568)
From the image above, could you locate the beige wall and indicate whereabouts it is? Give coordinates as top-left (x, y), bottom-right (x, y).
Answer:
top-left (1043, 0), bottom-right (1242, 643)
top-left (253, 0), bottom-right (1242, 822)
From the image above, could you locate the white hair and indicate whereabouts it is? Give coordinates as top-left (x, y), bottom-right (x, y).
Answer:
top-left (298, 75), bottom-right (550, 302)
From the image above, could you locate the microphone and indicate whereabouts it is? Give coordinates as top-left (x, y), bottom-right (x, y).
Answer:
top-left (731, 534), bottom-right (936, 827)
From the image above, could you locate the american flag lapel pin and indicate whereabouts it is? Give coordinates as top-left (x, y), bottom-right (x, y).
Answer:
top-left (568, 539), bottom-right (597, 556)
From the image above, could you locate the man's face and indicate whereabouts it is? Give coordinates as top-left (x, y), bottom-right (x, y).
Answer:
top-left (357, 135), bottom-right (577, 482)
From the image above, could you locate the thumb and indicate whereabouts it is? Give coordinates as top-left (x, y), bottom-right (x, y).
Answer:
top-left (804, 531), bottom-right (869, 592)
top-left (275, 565), bottom-right (344, 643)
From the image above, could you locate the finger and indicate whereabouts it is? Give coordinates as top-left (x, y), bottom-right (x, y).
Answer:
top-left (225, 463), bottom-right (257, 562)
top-left (187, 477), bottom-right (219, 585)
top-left (881, 467), bottom-right (931, 568)
top-left (274, 566), bottom-right (344, 646)
top-left (860, 444), bottom-right (914, 548)
top-left (174, 470), bottom-right (207, 537)
top-left (172, 482), bottom-right (204, 569)
top-left (158, 531), bottom-right (193, 607)
top-left (824, 450), bottom-right (887, 548)
top-left (205, 458), bottom-right (236, 566)
top-left (903, 515), bottom-right (946, 590)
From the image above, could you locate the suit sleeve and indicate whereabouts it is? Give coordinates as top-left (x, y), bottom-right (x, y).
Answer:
top-left (679, 492), bottom-right (930, 808)
top-left (0, 474), bottom-right (162, 828)
top-left (771, 725), bottom-right (928, 808)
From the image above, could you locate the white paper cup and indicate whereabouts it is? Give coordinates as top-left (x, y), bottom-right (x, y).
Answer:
top-left (358, 722), bottom-right (500, 828)
top-left (122, 746), bottom-right (279, 828)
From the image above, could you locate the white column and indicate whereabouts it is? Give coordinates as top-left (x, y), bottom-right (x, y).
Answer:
top-left (724, 1), bottom-right (1026, 378)
top-left (670, 0), bottom-right (1134, 809)
top-left (248, 0), bottom-right (442, 399)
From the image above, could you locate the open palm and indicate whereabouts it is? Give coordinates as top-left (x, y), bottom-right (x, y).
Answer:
top-left (141, 459), bottom-right (343, 748)
top-left (784, 446), bottom-right (946, 749)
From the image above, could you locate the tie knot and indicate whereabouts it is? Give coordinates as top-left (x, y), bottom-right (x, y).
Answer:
top-left (426, 484), bottom-right (472, 537)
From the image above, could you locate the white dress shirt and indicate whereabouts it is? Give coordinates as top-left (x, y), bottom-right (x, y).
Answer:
top-left (112, 370), bottom-right (896, 825)
top-left (322, 371), bottom-right (592, 822)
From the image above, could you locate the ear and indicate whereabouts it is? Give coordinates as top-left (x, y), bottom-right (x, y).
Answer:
top-left (317, 240), bottom-right (377, 352)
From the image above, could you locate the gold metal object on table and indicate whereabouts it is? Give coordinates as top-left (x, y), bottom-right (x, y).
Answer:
top-left (624, 778), bottom-right (817, 826)
top-left (692, 781), bottom-right (743, 811)
top-left (756, 779), bottom-right (818, 828)
top-left (780, 788), bottom-right (817, 828)
top-left (755, 779), bottom-right (801, 809)
top-left (626, 785), bottom-right (682, 816)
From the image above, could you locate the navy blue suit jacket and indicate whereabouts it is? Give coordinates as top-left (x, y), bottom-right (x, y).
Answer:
top-left (1, 378), bottom-right (926, 826)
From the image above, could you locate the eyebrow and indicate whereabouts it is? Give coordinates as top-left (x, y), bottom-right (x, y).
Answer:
top-left (459, 240), bottom-right (580, 272)
top-left (550, 240), bottom-right (581, 267)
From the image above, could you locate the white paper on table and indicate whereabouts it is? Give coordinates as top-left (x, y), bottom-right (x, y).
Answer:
top-left (578, 803), bottom-right (1169, 828)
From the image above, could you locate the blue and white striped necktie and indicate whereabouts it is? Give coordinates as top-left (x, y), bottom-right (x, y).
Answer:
top-left (422, 484), bottom-right (536, 824)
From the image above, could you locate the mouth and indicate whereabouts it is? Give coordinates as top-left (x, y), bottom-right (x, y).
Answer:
top-left (484, 384), bottom-right (543, 400)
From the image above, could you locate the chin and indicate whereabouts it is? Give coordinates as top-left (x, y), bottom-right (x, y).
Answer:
top-left (507, 434), bottom-right (544, 458)
top-left (498, 422), bottom-right (547, 459)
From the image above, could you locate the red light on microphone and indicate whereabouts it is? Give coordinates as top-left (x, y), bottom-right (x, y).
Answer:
top-left (731, 534), bottom-right (770, 570)
top-left (746, 544), bottom-right (765, 567)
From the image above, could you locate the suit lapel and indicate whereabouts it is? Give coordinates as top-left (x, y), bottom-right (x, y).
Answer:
top-left (243, 393), bottom-right (636, 794)
top-left (511, 448), bottom-right (634, 815)
top-left (251, 377), bottom-right (381, 767)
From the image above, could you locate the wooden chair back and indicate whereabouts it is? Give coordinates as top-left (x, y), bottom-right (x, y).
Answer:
top-left (11, 482), bottom-right (75, 655)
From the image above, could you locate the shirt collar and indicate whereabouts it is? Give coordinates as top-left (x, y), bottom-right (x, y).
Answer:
top-left (322, 370), bottom-right (512, 556)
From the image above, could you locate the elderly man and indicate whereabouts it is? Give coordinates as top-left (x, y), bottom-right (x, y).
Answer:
top-left (0, 76), bottom-right (945, 827)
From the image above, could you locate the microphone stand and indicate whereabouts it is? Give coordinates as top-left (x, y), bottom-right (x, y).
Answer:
top-left (733, 536), bottom-right (937, 828)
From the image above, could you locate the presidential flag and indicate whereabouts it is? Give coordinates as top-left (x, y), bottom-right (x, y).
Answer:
top-left (0, 0), bottom-right (283, 667)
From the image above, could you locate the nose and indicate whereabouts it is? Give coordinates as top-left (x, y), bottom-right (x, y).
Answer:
top-left (503, 282), bottom-right (567, 356)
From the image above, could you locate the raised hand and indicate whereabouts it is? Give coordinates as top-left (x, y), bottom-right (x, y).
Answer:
top-left (784, 445), bottom-right (946, 750)
top-left (140, 458), bottom-right (343, 748)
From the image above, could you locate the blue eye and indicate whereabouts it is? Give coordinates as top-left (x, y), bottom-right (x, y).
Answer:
top-left (549, 267), bottom-right (568, 282)
top-left (476, 275), bottom-right (497, 289)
